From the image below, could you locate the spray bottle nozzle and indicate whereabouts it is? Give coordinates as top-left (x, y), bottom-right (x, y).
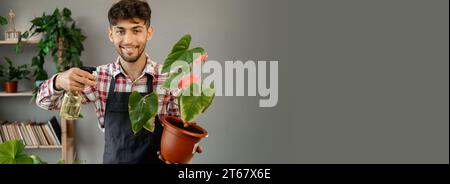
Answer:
top-left (80, 66), bottom-right (96, 74)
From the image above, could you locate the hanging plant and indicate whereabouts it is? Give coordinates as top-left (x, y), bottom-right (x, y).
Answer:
top-left (16, 8), bottom-right (86, 98)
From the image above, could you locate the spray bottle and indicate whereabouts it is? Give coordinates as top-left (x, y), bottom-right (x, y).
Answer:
top-left (60, 66), bottom-right (96, 120)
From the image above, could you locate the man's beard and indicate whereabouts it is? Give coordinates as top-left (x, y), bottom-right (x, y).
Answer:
top-left (118, 45), bottom-right (145, 63)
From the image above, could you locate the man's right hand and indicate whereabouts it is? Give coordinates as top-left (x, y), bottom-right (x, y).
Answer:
top-left (55, 68), bottom-right (96, 92)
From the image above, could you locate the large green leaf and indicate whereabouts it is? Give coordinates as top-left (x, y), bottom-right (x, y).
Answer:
top-left (128, 91), bottom-right (159, 134)
top-left (162, 34), bottom-right (192, 73)
top-left (143, 116), bottom-right (156, 133)
top-left (182, 47), bottom-right (205, 65)
top-left (0, 140), bottom-right (34, 164)
top-left (202, 83), bottom-right (216, 113)
top-left (162, 50), bottom-right (186, 73)
top-left (162, 47), bottom-right (205, 74)
top-left (180, 83), bottom-right (216, 123)
top-left (163, 70), bottom-right (187, 89)
top-left (171, 34), bottom-right (191, 53)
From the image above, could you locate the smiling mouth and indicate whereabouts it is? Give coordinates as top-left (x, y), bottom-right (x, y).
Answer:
top-left (120, 46), bottom-right (138, 55)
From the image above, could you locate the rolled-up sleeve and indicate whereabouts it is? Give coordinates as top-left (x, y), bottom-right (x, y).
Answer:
top-left (36, 74), bottom-right (65, 110)
top-left (36, 73), bottom-right (98, 111)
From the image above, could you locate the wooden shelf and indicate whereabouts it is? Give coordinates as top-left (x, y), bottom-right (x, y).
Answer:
top-left (25, 145), bottom-right (62, 149)
top-left (0, 39), bottom-right (39, 45)
top-left (0, 35), bottom-right (75, 163)
top-left (0, 91), bottom-right (33, 97)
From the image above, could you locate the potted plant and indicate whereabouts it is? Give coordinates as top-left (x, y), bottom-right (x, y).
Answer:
top-left (129, 34), bottom-right (214, 164)
top-left (16, 8), bottom-right (86, 98)
top-left (0, 140), bottom-right (84, 164)
top-left (2, 57), bottom-right (30, 93)
top-left (0, 16), bottom-right (8, 92)
top-left (0, 62), bottom-right (4, 92)
top-left (0, 140), bottom-right (36, 164)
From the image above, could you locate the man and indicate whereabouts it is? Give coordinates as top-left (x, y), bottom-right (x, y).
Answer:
top-left (36, 0), bottom-right (202, 164)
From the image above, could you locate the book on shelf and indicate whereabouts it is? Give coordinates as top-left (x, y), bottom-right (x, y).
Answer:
top-left (25, 123), bottom-right (39, 146)
top-left (47, 121), bottom-right (60, 145)
top-left (18, 123), bottom-right (30, 145)
top-left (0, 120), bottom-right (61, 147)
top-left (41, 124), bottom-right (55, 145)
top-left (21, 123), bottom-right (34, 146)
top-left (1, 121), bottom-right (9, 141)
top-left (33, 122), bottom-right (48, 145)
top-left (24, 124), bottom-right (34, 145)
top-left (4, 123), bottom-right (11, 140)
top-left (48, 116), bottom-right (62, 144)
top-left (22, 124), bottom-right (31, 145)
top-left (15, 122), bottom-right (24, 142)
top-left (0, 121), bottom-right (4, 143)
top-left (0, 121), bottom-right (6, 141)
top-left (7, 123), bottom-right (17, 140)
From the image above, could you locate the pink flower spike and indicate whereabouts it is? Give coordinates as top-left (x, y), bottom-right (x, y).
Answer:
top-left (193, 52), bottom-right (209, 65)
top-left (178, 74), bottom-right (199, 89)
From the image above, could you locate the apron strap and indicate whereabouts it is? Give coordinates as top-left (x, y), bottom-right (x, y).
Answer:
top-left (146, 74), bottom-right (153, 93)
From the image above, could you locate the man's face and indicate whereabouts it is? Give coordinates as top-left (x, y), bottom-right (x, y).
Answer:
top-left (109, 18), bottom-right (153, 63)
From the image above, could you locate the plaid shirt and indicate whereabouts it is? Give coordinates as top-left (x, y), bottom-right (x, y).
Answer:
top-left (36, 55), bottom-right (180, 131)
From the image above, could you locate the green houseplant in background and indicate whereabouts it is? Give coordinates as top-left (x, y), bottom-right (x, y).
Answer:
top-left (0, 15), bottom-right (8, 91)
top-left (0, 62), bottom-right (5, 92)
top-left (0, 140), bottom-right (84, 164)
top-left (0, 140), bottom-right (44, 164)
top-left (16, 8), bottom-right (86, 98)
top-left (0, 140), bottom-right (35, 164)
top-left (0, 15), bottom-right (7, 26)
top-left (129, 34), bottom-right (214, 164)
top-left (2, 57), bottom-right (30, 93)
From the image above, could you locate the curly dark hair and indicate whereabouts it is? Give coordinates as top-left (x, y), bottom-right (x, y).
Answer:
top-left (108, 0), bottom-right (152, 27)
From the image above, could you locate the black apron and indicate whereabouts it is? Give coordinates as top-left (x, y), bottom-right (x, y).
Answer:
top-left (103, 74), bottom-right (164, 164)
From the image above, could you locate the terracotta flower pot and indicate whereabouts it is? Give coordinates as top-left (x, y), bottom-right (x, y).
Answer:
top-left (160, 116), bottom-right (208, 164)
top-left (4, 81), bottom-right (18, 93)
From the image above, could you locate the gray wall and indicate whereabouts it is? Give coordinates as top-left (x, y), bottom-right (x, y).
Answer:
top-left (0, 0), bottom-right (448, 164)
